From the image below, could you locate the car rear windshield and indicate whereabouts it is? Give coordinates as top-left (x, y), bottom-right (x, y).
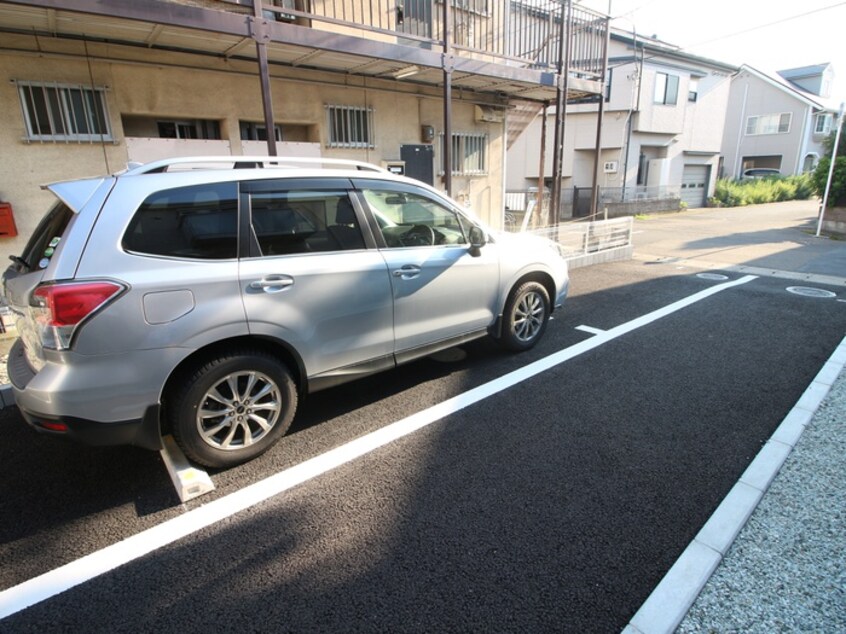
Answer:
top-left (17, 201), bottom-right (74, 272)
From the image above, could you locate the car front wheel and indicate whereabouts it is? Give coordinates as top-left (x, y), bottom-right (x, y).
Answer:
top-left (168, 349), bottom-right (297, 468)
top-left (497, 281), bottom-right (550, 351)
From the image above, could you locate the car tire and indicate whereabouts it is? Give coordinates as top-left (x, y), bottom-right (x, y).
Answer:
top-left (497, 281), bottom-right (550, 352)
top-left (168, 349), bottom-right (297, 468)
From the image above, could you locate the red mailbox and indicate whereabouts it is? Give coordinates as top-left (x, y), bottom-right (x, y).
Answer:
top-left (0, 202), bottom-right (18, 237)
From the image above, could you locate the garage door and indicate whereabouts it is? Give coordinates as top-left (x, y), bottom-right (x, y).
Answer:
top-left (681, 165), bottom-right (708, 208)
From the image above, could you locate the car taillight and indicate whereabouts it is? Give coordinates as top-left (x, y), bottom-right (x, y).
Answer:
top-left (31, 281), bottom-right (125, 350)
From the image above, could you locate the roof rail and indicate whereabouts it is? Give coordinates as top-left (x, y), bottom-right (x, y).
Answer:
top-left (122, 156), bottom-right (388, 176)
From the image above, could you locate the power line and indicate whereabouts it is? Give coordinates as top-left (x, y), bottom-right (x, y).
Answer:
top-left (684, 1), bottom-right (846, 50)
top-left (612, 0), bottom-right (663, 21)
top-left (604, 0), bottom-right (846, 72)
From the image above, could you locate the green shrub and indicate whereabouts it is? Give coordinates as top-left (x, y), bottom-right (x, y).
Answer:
top-left (811, 156), bottom-right (846, 208)
top-left (711, 174), bottom-right (814, 207)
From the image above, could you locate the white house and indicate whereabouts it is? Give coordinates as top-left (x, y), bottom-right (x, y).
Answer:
top-left (507, 30), bottom-right (736, 216)
top-left (720, 63), bottom-right (839, 179)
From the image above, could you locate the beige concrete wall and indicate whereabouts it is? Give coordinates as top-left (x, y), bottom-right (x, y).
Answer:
top-left (0, 54), bottom-right (126, 258)
top-left (0, 47), bottom-right (504, 262)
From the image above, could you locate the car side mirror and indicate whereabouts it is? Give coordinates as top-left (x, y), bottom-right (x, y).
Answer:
top-left (468, 226), bottom-right (486, 256)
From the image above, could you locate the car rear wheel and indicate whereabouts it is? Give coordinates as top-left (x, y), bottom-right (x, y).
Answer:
top-left (168, 349), bottom-right (297, 468)
top-left (497, 281), bottom-right (550, 351)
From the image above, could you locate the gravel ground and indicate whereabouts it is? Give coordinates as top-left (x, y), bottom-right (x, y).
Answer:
top-left (677, 367), bottom-right (846, 633)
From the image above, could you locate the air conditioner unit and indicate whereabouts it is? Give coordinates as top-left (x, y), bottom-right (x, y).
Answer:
top-left (603, 161), bottom-right (618, 173)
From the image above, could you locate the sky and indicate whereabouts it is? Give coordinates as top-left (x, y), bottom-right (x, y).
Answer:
top-left (577, 0), bottom-right (846, 106)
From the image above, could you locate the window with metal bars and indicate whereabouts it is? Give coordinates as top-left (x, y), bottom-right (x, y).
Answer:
top-left (17, 81), bottom-right (112, 142)
top-left (325, 105), bottom-right (375, 149)
top-left (440, 132), bottom-right (488, 175)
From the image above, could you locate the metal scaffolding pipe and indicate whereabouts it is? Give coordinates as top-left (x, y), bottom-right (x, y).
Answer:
top-left (442, 0), bottom-right (453, 196)
top-left (589, 14), bottom-right (611, 218)
top-left (539, 102), bottom-right (549, 226)
top-left (252, 0), bottom-right (278, 157)
top-left (550, 0), bottom-right (571, 226)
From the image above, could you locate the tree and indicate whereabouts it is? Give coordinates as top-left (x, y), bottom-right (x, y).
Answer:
top-left (813, 123), bottom-right (846, 208)
top-left (811, 157), bottom-right (846, 207)
top-left (821, 125), bottom-right (846, 158)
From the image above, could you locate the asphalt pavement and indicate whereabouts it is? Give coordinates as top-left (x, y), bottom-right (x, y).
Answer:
top-left (0, 199), bottom-right (843, 632)
top-left (626, 200), bottom-right (846, 633)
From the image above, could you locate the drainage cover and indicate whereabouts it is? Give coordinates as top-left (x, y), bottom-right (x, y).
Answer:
top-left (697, 273), bottom-right (729, 281)
top-left (786, 286), bottom-right (837, 299)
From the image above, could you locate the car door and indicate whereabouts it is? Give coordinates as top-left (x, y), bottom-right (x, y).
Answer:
top-left (238, 179), bottom-right (394, 382)
top-left (354, 180), bottom-right (501, 356)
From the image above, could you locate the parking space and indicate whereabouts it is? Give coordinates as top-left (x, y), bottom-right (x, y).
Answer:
top-left (1, 259), bottom-right (844, 631)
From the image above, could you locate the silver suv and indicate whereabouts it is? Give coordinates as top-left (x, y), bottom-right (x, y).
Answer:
top-left (3, 157), bottom-right (569, 468)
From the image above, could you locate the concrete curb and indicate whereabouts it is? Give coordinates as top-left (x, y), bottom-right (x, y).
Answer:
top-left (622, 335), bottom-right (846, 634)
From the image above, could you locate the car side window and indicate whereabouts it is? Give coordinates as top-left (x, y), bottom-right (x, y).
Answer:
top-left (123, 182), bottom-right (238, 259)
top-left (361, 189), bottom-right (469, 248)
top-left (250, 190), bottom-right (365, 256)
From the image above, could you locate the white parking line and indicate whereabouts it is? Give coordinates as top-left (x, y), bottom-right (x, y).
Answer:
top-left (576, 325), bottom-right (606, 335)
top-left (0, 274), bottom-right (758, 621)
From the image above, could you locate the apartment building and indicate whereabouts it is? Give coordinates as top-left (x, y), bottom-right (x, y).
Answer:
top-left (0, 0), bottom-right (609, 260)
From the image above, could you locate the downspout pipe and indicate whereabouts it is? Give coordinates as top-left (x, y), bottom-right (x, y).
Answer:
top-left (621, 31), bottom-right (638, 202)
top-left (795, 105), bottom-right (811, 175)
top-left (733, 79), bottom-right (749, 178)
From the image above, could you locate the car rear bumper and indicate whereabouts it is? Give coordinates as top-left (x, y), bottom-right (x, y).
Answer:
top-left (7, 338), bottom-right (176, 451)
top-left (16, 403), bottom-right (163, 450)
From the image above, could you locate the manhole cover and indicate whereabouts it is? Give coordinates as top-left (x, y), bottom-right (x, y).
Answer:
top-left (697, 273), bottom-right (729, 281)
top-left (786, 286), bottom-right (837, 299)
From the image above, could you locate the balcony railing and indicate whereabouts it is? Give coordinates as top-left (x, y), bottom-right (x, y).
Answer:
top-left (217, 0), bottom-right (607, 79)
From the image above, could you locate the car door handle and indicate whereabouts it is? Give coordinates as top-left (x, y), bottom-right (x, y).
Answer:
top-left (249, 276), bottom-right (294, 293)
top-left (392, 265), bottom-right (422, 279)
